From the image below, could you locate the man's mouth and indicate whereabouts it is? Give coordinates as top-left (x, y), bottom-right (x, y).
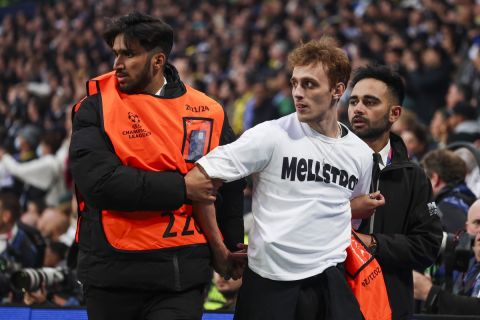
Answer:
top-left (295, 103), bottom-right (307, 110)
top-left (351, 116), bottom-right (368, 128)
top-left (116, 73), bottom-right (128, 82)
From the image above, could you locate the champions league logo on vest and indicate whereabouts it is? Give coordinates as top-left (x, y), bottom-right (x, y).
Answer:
top-left (122, 112), bottom-right (152, 139)
top-left (281, 156), bottom-right (358, 190)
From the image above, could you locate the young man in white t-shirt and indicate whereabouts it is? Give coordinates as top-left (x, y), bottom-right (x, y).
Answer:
top-left (187, 38), bottom-right (383, 320)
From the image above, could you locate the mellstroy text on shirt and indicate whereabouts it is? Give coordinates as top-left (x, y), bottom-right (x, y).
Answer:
top-left (281, 156), bottom-right (359, 190)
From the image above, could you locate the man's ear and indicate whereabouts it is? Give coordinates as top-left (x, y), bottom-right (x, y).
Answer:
top-left (390, 105), bottom-right (402, 122)
top-left (332, 82), bottom-right (346, 99)
top-left (152, 52), bottom-right (166, 70)
top-left (430, 172), bottom-right (440, 188)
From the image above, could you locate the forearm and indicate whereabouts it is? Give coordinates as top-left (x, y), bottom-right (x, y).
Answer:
top-left (193, 202), bottom-right (228, 256)
top-left (425, 286), bottom-right (480, 315)
top-left (350, 191), bottom-right (384, 219)
top-left (2, 155), bottom-right (55, 190)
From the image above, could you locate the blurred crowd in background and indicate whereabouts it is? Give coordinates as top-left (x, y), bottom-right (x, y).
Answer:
top-left (1, 0), bottom-right (480, 315)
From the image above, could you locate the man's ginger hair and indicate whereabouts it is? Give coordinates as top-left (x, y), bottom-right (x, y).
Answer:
top-left (288, 37), bottom-right (351, 89)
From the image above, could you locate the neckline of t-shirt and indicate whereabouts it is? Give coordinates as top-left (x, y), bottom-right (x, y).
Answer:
top-left (302, 122), bottom-right (348, 142)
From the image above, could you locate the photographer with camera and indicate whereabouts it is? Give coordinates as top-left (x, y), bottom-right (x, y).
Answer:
top-left (14, 240), bottom-right (82, 307)
top-left (414, 230), bottom-right (480, 315)
top-left (413, 200), bottom-right (480, 315)
top-left (0, 193), bottom-right (42, 303)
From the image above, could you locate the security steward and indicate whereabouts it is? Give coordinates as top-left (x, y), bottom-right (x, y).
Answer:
top-left (69, 12), bottom-right (244, 320)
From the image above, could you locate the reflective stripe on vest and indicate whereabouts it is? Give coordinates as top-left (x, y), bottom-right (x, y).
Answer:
top-left (93, 72), bottom-right (224, 251)
top-left (345, 231), bottom-right (392, 320)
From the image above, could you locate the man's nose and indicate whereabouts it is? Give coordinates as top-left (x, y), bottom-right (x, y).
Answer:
top-left (292, 86), bottom-right (304, 100)
top-left (352, 102), bottom-right (366, 114)
top-left (113, 56), bottom-right (124, 70)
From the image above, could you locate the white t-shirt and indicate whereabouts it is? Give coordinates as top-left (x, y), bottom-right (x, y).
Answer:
top-left (197, 113), bottom-right (373, 281)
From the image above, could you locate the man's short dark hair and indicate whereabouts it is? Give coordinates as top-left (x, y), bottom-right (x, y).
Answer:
top-left (450, 102), bottom-right (478, 120)
top-left (0, 193), bottom-right (21, 222)
top-left (455, 82), bottom-right (473, 102)
top-left (103, 11), bottom-right (173, 57)
top-left (350, 65), bottom-right (405, 105)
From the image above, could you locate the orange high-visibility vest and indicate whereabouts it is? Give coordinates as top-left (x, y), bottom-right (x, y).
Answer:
top-left (75, 71), bottom-right (225, 251)
top-left (345, 231), bottom-right (392, 320)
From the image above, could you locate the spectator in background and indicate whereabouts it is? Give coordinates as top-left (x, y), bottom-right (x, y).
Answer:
top-left (429, 109), bottom-right (450, 149)
top-left (457, 38), bottom-right (480, 109)
top-left (20, 199), bottom-right (46, 228)
top-left (391, 108), bottom-right (420, 136)
top-left (2, 125), bottom-right (43, 208)
top-left (230, 76), bottom-right (253, 136)
top-left (466, 199), bottom-right (480, 236)
top-left (43, 94), bottom-right (67, 133)
top-left (25, 97), bottom-right (44, 130)
top-left (454, 147), bottom-right (480, 198)
top-left (400, 122), bottom-right (430, 162)
top-left (447, 102), bottom-right (480, 145)
top-left (43, 240), bottom-right (68, 268)
top-left (36, 207), bottom-right (70, 245)
top-left (242, 78), bottom-right (278, 131)
top-left (445, 82), bottom-right (473, 110)
top-left (406, 46), bottom-right (452, 124)
top-left (270, 71), bottom-right (295, 117)
top-left (422, 149), bottom-right (476, 233)
top-left (0, 131), bottom-right (67, 207)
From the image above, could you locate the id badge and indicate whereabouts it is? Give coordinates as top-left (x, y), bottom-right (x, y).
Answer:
top-left (182, 118), bottom-right (213, 162)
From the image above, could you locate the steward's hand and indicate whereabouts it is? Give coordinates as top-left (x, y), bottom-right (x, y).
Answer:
top-left (211, 245), bottom-right (231, 279)
top-left (212, 243), bottom-right (248, 281)
top-left (185, 165), bottom-right (222, 202)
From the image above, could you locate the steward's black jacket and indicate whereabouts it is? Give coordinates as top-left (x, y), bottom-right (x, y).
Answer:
top-left (69, 64), bottom-right (244, 291)
top-left (358, 133), bottom-right (443, 320)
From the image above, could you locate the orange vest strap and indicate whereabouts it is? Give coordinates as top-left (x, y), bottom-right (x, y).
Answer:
top-left (86, 79), bottom-right (99, 96)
